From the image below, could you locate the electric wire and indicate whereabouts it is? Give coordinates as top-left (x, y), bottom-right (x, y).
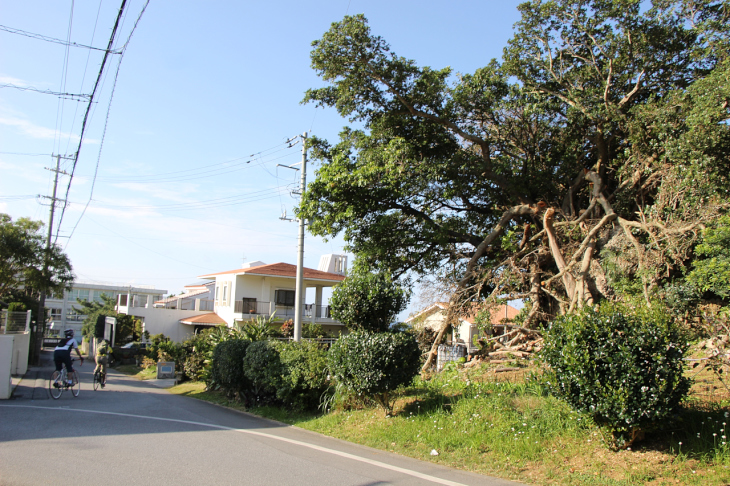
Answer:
top-left (52, 1), bottom-right (75, 160)
top-left (64, 0), bottom-right (150, 246)
top-left (84, 216), bottom-right (213, 270)
top-left (62, 0), bottom-right (105, 158)
top-left (0, 83), bottom-right (90, 100)
top-left (94, 149), bottom-right (301, 185)
top-left (0, 24), bottom-right (121, 53)
top-left (55, 0), bottom-right (129, 237)
top-left (88, 137), bottom-right (300, 183)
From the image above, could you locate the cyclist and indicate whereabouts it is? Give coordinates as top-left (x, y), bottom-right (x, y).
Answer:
top-left (94, 339), bottom-right (113, 388)
top-left (54, 329), bottom-right (84, 386)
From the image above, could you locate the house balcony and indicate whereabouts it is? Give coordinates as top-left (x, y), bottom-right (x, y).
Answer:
top-left (232, 300), bottom-right (339, 324)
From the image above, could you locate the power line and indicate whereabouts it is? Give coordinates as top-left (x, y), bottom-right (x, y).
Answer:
top-left (0, 83), bottom-right (90, 100)
top-left (55, 0), bottom-right (129, 237)
top-left (88, 138), bottom-right (300, 183)
top-left (0, 24), bottom-right (122, 53)
top-left (65, 1), bottom-right (151, 246)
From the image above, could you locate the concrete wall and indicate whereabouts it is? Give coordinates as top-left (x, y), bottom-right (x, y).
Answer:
top-left (0, 335), bottom-right (14, 399)
top-left (9, 333), bottom-right (30, 376)
top-left (120, 307), bottom-right (210, 342)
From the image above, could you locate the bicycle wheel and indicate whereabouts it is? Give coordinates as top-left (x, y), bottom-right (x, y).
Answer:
top-left (71, 371), bottom-right (81, 397)
top-left (93, 372), bottom-right (100, 391)
top-left (101, 372), bottom-right (106, 387)
top-left (49, 371), bottom-right (63, 399)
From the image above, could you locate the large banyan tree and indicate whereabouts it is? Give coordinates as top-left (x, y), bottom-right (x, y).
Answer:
top-left (299, 0), bottom-right (730, 366)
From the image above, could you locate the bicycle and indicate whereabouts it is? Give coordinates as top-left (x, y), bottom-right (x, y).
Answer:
top-left (49, 359), bottom-right (81, 399)
top-left (93, 369), bottom-right (107, 391)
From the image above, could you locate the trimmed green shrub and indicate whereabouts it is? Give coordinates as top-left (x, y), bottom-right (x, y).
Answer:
top-left (541, 304), bottom-right (690, 449)
top-left (210, 339), bottom-right (251, 400)
top-left (276, 340), bottom-right (331, 411)
top-left (243, 340), bottom-right (284, 403)
top-left (329, 266), bottom-right (410, 332)
top-left (328, 330), bottom-right (421, 413)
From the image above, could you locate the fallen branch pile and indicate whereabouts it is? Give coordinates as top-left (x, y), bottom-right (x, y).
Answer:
top-left (465, 326), bottom-right (544, 366)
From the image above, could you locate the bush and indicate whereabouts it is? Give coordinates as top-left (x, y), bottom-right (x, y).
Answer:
top-left (210, 339), bottom-right (251, 400)
top-left (243, 340), bottom-right (284, 403)
top-left (328, 331), bottom-right (421, 413)
top-left (276, 340), bottom-right (331, 411)
top-left (156, 341), bottom-right (186, 372)
top-left (329, 266), bottom-right (410, 333)
top-left (541, 304), bottom-right (691, 449)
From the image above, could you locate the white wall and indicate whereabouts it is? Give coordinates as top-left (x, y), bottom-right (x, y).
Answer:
top-left (121, 307), bottom-right (211, 343)
top-left (9, 333), bottom-right (30, 376)
top-left (0, 336), bottom-right (14, 399)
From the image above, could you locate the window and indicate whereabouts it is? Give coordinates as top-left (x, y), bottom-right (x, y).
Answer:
top-left (68, 288), bottom-right (90, 303)
top-left (275, 289), bottom-right (296, 306)
top-left (66, 307), bottom-right (85, 321)
top-left (93, 291), bottom-right (116, 304)
top-left (49, 308), bottom-right (62, 320)
top-left (221, 282), bottom-right (229, 305)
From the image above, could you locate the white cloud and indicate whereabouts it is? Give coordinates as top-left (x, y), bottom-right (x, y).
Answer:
top-left (0, 116), bottom-right (63, 140)
top-left (110, 182), bottom-right (199, 203)
top-left (0, 75), bottom-right (31, 86)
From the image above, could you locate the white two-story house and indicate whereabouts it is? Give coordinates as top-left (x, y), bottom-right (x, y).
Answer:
top-left (198, 254), bottom-right (348, 334)
top-left (116, 254), bottom-right (349, 342)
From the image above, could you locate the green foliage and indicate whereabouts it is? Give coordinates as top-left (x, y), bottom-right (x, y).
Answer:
top-left (300, 4), bottom-right (730, 326)
top-left (238, 313), bottom-right (281, 341)
top-left (155, 340), bottom-right (186, 373)
top-left (243, 340), bottom-right (284, 403)
top-left (302, 322), bottom-right (326, 338)
top-left (276, 340), bottom-right (331, 411)
top-left (328, 330), bottom-right (421, 412)
top-left (209, 339), bottom-right (251, 400)
top-left (7, 302), bottom-right (28, 312)
top-left (688, 214), bottom-right (730, 301)
top-left (541, 304), bottom-right (691, 449)
top-left (329, 265), bottom-right (410, 332)
top-left (78, 293), bottom-right (139, 342)
top-left (0, 213), bottom-right (74, 310)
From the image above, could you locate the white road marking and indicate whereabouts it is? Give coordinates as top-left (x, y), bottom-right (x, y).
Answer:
top-left (1, 405), bottom-right (469, 486)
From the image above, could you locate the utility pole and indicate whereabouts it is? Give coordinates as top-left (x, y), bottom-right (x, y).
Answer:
top-left (31, 154), bottom-right (71, 365)
top-left (293, 132), bottom-right (307, 342)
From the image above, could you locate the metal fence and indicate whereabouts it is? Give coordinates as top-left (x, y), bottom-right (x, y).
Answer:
top-left (233, 300), bottom-right (332, 319)
top-left (0, 310), bottom-right (31, 334)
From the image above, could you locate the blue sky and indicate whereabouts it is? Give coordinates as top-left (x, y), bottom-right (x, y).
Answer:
top-left (0, 0), bottom-right (523, 313)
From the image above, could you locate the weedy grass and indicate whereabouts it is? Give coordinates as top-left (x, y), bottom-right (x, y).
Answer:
top-left (166, 363), bottom-right (729, 485)
top-left (114, 364), bottom-right (157, 380)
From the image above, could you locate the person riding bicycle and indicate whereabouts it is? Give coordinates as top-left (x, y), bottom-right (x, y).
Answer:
top-left (53, 329), bottom-right (84, 386)
top-left (94, 339), bottom-right (113, 388)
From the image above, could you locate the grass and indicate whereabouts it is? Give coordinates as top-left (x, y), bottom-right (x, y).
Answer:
top-left (114, 364), bottom-right (158, 380)
top-left (164, 361), bottom-right (730, 486)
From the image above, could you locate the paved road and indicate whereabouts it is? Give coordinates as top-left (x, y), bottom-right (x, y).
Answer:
top-left (0, 351), bottom-right (522, 486)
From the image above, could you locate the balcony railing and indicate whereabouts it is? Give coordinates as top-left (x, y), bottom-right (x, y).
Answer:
top-left (233, 300), bottom-right (333, 320)
top-left (156, 299), bottom-right (214, 311)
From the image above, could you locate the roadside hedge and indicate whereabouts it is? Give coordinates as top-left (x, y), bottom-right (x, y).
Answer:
top-left (328, 330), bottom-right (421, 413)
top-left (210, 339), bottom-right (251, 400)
top-left (541, 303), bottom-right (690, 449)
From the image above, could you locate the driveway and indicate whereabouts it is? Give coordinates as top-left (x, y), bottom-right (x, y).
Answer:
top-left (0, 351), bottom-right (522, 486)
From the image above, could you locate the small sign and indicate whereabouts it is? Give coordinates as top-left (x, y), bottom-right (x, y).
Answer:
top-left (156, 361), bottom-right (175, 379)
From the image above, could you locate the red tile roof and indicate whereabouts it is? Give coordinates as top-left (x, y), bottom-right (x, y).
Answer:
top-left (198, 262), bottom-right (346, 282)
top-left (406, 302), bottom-right (521, 325)
top-left (179, 313), bottom-right (226, 326)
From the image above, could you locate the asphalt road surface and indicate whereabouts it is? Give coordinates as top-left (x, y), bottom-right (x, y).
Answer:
top-left (0, 351), bottom-right (522, 486)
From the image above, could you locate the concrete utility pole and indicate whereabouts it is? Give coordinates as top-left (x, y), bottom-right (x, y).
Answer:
top-left (293, 132), bottom-right (307, 342)
top-left (32, 154), bottom-right (70, 364)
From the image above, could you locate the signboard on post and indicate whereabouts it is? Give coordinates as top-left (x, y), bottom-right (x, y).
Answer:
top-left (157, 361), bottom-right (175, 379)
